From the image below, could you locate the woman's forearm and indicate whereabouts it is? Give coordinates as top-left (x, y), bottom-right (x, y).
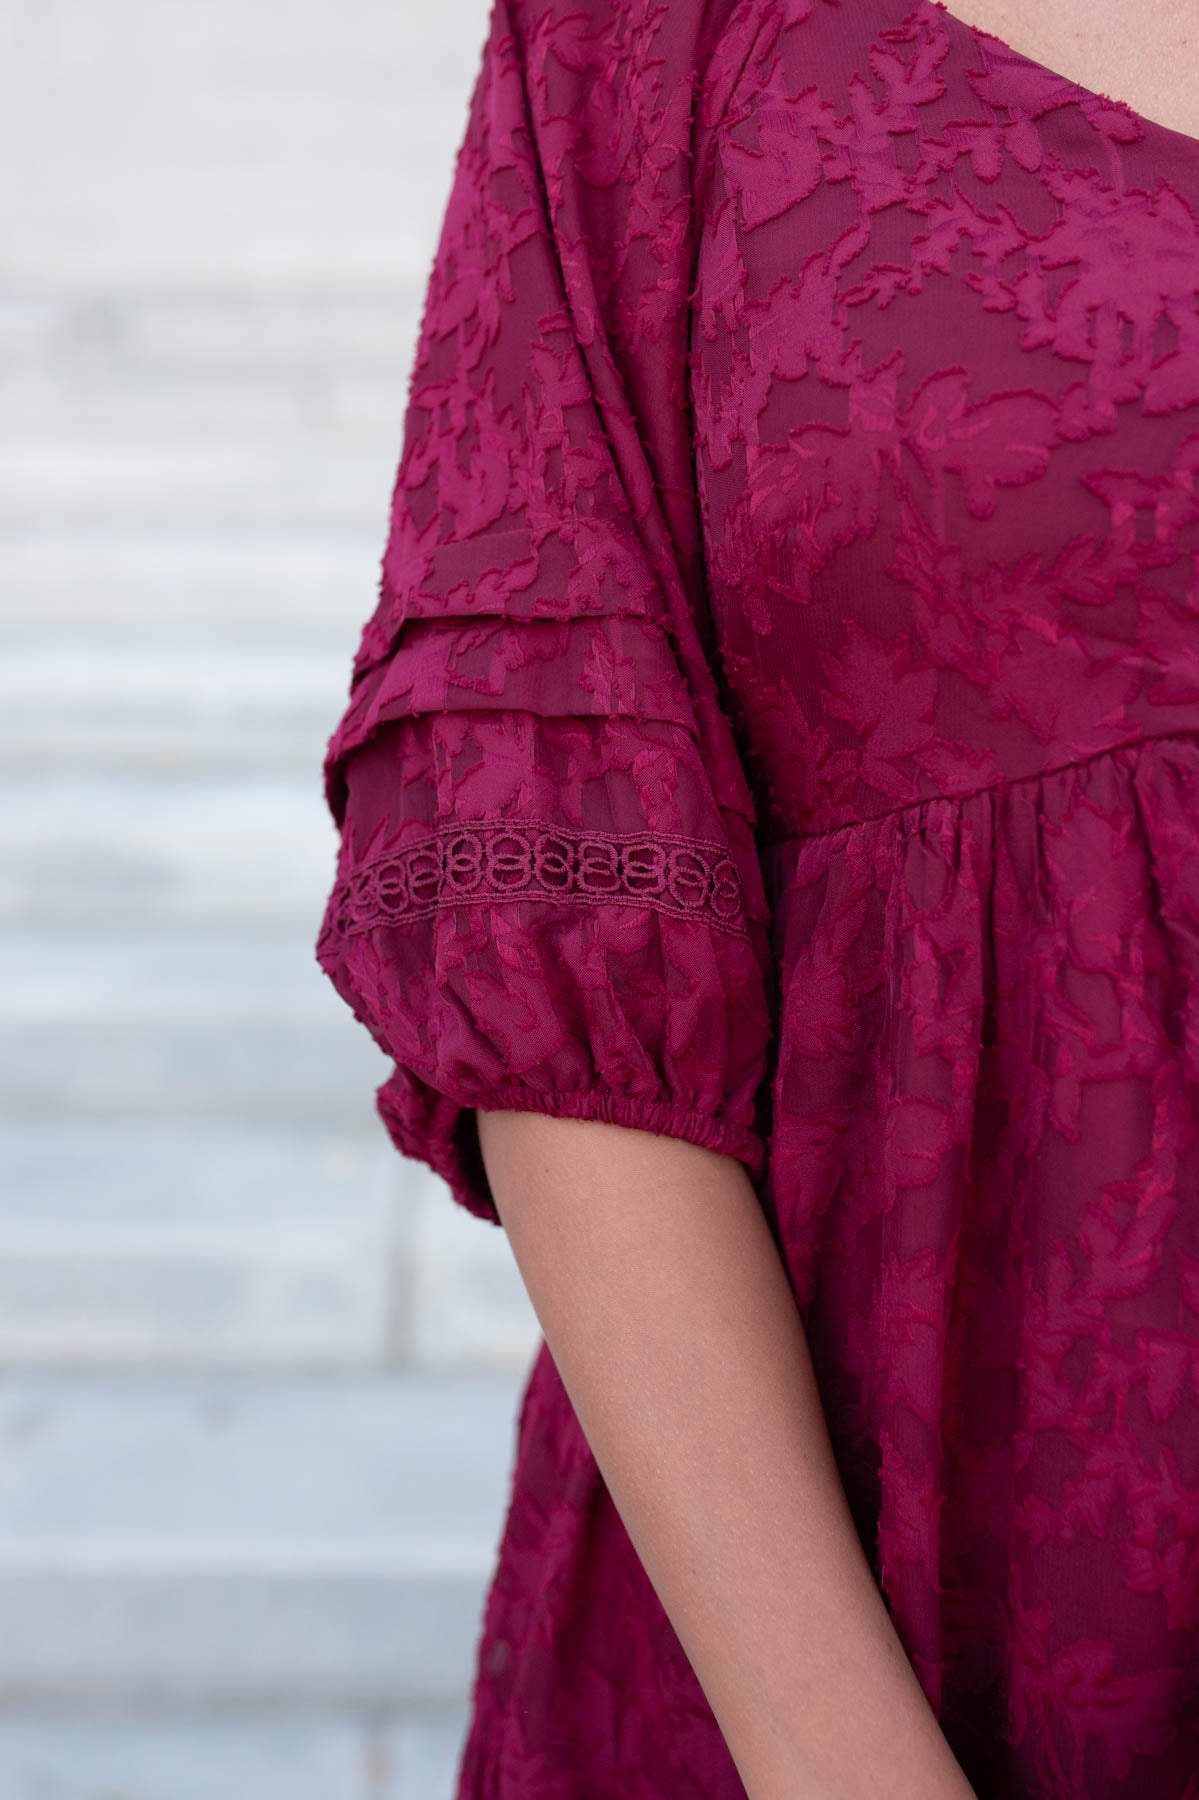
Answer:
top-left (476, 1110), bottom-right (976, 1800)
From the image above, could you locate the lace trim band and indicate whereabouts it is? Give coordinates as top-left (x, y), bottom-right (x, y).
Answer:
top-left (321, 819), bottom-right (751, 939)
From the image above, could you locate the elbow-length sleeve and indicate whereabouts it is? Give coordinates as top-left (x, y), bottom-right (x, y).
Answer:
top-left (314, 0), bottom-right (774, 1226)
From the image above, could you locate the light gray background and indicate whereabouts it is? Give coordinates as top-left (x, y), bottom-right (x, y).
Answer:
top-left (0, 2), bottom-right (542, 1793)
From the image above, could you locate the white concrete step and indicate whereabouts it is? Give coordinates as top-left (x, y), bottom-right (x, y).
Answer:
top-left (0, 773), bottom-right (338, 926)
top-left (0, 637), bottom-right (349, 771)
top-left (1, 292), bottom-right (421, 437)
top-left (0, 926), bottom-right (389, 1122)
top-left (1, 0), bottom-right (488, 291)
top-left (0, 434), bottom-right (395, 533)
top-left (0, 1709), bottom-right (470, 1800)
top-left (0, 1121), bottom-right (399, 1370)
top-left (0, 1368), bottom-right (528, 1706)
top-left (0, 1122), bottom-right (391, 1230)
top-left (0, 534), bottom-right (377, 639)
top-left (0, 1122), bottom-right (538, 1372)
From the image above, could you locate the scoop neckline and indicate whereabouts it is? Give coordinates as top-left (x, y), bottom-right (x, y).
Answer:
top-left (911, 0), bottom-right (1199, 154)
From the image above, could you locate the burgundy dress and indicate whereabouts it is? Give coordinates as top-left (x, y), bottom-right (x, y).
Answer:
top-left (315, 0), bottom-right (1199, 1791)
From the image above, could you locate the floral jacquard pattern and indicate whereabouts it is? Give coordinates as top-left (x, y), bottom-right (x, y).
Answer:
top-left (315, 0), bottom-right (774, 1229)
top-left (314, 0), bottom-right (1199, 1793)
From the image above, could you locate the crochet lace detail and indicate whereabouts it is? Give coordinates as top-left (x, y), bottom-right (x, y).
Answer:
top-left (321, 820), bottom-right (750, 940)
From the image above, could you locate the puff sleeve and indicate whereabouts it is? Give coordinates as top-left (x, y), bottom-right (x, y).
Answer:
top-left (314, 0), bottom-right (775, 1226)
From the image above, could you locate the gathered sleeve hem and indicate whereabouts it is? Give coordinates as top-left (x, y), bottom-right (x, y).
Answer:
top-left (375, 1066), bottom-right (769, 1228)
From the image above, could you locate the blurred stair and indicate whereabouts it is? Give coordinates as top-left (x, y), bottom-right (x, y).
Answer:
top-left (0, 1), bottom-right (540, 1792)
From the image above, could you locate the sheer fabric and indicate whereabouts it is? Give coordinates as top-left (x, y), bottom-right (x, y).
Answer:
top-left (315, 0), bottom-right (1199, 1792)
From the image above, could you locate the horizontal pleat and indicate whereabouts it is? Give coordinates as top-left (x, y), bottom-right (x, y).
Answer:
top-left (352, 515), bottom-right (667, 682)
top-left (330, 612), bottom-right (699, 768)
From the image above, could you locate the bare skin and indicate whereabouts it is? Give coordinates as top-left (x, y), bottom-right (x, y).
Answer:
top-left (933, 0), bottom-right (1198, 140)
top-left (478, 1110), bottom-right (976, 1800)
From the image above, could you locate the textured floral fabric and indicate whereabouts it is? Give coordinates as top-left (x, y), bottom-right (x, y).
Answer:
top-left (314, 0), bottom-right (1199, 1793)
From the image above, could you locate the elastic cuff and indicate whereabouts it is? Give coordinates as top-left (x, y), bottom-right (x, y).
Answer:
top-left (375, 1070), bottom-right (767, 1227)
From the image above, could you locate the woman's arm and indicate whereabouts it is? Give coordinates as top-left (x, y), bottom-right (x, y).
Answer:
top-left (477, 1109), bottom-right (977, 1800)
